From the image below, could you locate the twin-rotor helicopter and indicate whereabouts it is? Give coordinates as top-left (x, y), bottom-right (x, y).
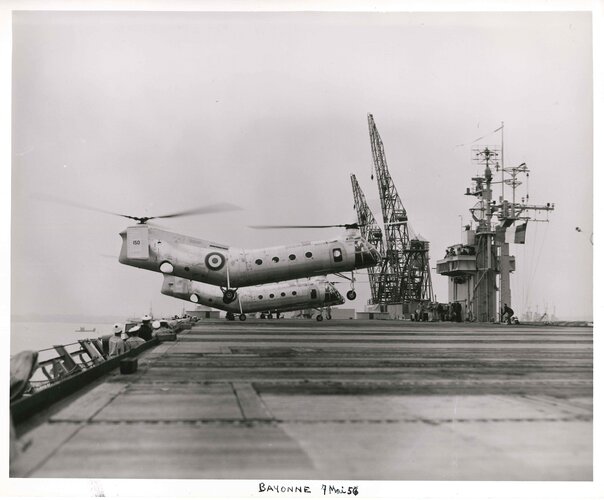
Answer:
top-left (162, 275), bottom-right (344, 321)
top-left (52, 198), bottom-right (382, 304)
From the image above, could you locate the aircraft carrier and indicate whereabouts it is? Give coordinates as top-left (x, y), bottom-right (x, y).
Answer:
top-left (10, 318), bottom-right (592, 481)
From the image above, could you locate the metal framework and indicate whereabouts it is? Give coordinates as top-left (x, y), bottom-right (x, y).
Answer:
top-left (462, 141), bottom-right (554, 321)
top-left (350, 174), bottom-right (386, 304)
top-left (367, 114), bottom-right (433, 305)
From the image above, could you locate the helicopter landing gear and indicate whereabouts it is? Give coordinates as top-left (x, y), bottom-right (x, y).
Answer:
top-left (334, 270), bottom-right (357, 301)
top-left (222, 288), bottom-right (237, 304)
top-left (222, 261), bottom-right (237, 304)
top-left (348, 269), bottom-right (357, 300)
top-left (239, 314), bottom-right (247, 321)
top-left (226, 312), bottom-right (235, 321)
top-left (316, 314), bottom-right (323, 322)
top-left (260, 313), bottom-right (266, 319)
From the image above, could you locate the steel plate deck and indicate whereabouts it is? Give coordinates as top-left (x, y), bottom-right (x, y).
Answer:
top-left (11, 319), bottom-right (593, 480)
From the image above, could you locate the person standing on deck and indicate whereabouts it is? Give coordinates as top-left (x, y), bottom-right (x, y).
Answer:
top-left (108, 324), bottom-right (126, 357)
top-left (138, 315), bottom-right (154, 341)
top-left (125, 328), bottom-right (145, 350)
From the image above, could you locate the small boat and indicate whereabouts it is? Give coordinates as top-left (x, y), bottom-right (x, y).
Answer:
top-left (74, 327), bottom-right (96, 333)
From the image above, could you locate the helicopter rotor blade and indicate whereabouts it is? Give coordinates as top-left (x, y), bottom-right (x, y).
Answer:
top-left (36, 194), bottom-right (242, 224)
top-left (150, 202), bottom-right (243, 220)
top-left (249, 223), bottom-right (361, 229)
top-left (330, 280), bottom-right (371, 284)
top-left (34, 193), bottom-right (137, 220)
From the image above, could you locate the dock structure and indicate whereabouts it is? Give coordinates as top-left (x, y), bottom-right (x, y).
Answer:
top-left (11, 320), bottom-right (592, 480)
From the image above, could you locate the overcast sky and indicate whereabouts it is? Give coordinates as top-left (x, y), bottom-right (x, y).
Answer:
top-left (9, 10), bottom-right (593, 320)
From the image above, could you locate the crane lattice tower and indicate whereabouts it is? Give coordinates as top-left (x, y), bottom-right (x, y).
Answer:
top-left (351, 174), bottom-right (387, 304)
top-left (367, 113), bottom-right (433, 305)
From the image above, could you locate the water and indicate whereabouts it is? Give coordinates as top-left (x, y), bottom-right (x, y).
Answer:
top-left (10, 321), bottom-right (115, 355)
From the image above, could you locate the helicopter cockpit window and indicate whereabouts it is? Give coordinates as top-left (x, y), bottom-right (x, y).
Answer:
top-left (332, 248), bottom-right (343, 262)
top-left (311, 289), bottom-right (317, 299)
top-left (325, 285), bottom-right (341, 302)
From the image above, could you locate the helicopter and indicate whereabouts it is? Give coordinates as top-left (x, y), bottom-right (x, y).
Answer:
top-left (120, 221), bottom-right (380, 304)
top-left (41, 197), bottom-right (381, 304)
top-left (161, 275), bottom-right (345, 321)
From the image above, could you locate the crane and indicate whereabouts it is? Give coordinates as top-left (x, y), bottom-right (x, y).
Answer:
top-left (351, 174), bottom-right (387, 304)
top-left (367, 114), bottom-right (434, 308)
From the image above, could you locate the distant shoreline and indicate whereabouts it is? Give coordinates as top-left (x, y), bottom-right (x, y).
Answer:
top-left (11, 314), bottom-right (593, 324)
top-left (11, 314), bottom-right (120, 324)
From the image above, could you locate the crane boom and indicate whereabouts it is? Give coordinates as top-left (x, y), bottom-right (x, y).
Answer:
top-left (351, 174), bottom-right (387, 304)
top-left (367, 113), bottom-right (433, 306)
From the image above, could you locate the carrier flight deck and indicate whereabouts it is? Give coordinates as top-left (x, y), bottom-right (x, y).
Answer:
top-left (11, 319), bottom-right (592, 480)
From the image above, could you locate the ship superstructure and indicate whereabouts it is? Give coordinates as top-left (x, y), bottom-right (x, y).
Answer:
top-left (436, 128), bottom-right (554, 322)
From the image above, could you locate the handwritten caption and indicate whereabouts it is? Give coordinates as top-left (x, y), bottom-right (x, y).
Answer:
top-left (258, 483), bottom-right (359, 496)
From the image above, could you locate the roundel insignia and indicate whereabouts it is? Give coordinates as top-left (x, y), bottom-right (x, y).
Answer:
top-left (205, 252), bottom-right (226, 271)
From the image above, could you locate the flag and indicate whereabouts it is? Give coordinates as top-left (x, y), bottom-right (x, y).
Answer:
top-left (514, 223), bottom-right (527, 244)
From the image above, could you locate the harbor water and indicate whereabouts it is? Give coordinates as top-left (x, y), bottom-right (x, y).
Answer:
top-left (10, 321), bottom-right (115, 355)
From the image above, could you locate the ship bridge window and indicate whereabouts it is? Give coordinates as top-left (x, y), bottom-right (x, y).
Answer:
top-left (305, 251), bottom-right (313, 258)
top-left (333, 248), bottom-right (343, 262)
top-left (281, 292), bottom-right (286, 297)
top-left (292, 291), bottom-right (297, 296)
top-left (289, 254), bottom-right (296, 260)
top-left (272, 256), bottom-right (279, 263)
top-left (269, 294), bottom-right (275, 299)
top-left (258, 295), bottom-right (263, 299)
top-left (255, 259), bottom-right (263, 265)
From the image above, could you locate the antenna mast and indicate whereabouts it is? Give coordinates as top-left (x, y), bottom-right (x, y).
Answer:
top-left (438, 128), bottom-right (555, 323)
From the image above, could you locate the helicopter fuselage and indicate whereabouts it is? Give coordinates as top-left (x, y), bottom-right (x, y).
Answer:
top-left (118, 225), bottom-right (380, 287)
top-left (161, 275), bottom-right (344, 314)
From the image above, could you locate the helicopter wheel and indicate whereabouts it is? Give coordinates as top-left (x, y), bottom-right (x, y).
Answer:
top-left (226, 312), bottom-right (235, 321)
top-left (239, 314), bottom-right (247, 321)
top-left (267, 313), bottom-right (273, 319)
top-left (346, 290), bottom-right (357, 300)
top-left (223, 289), bottom-right (237, 304)
top-left (260, 313), bottom-right (266, 319)
top-left (316, 314), bottom-right (323, 322)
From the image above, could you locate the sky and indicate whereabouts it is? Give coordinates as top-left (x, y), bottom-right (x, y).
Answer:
top-left (8, 9), bottom-right (594, 321)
